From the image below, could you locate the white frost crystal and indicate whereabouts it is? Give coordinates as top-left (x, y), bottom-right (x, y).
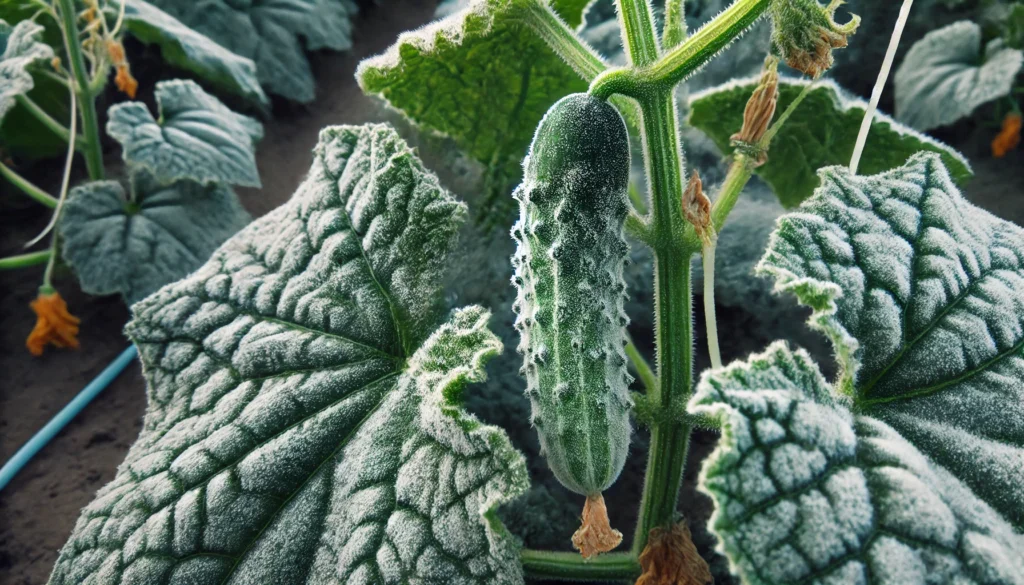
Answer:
top-left (48, 124), bottom-right (529, 585)
top-left (691, 153), bottom-right (1024, 585)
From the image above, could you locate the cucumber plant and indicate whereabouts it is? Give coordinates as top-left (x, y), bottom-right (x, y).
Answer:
top-left (45, 0), bottom-right (1024, 584)
top-left (1, 0), bottom-right (266, 355)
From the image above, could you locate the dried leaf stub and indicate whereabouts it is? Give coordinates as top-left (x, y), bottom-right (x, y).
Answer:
top-left (731, 58), bottom-right (779, 167)
top-left (682, 171), bottom-right (713, 245)
top-left (572, 493), bottom-right (623, 558)
top-left (636, 522), bottom-right (711, 585)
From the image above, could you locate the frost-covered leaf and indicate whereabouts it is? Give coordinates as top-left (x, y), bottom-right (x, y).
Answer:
top-left (107, 79), bottom-right (263, 187)
top-left (59, 169), bottom-right (250, 304)
top-left (690, 342), bottom-right (1024, 585)
top-left (48, 124), bottom-right (530, 585)
top-left (689, 77), bottom-right (973, 208)
top-left (690, 152), bottom-right (1024, 583)
top-left (895, 20), bottom-right (1024, 131)
top-left (109, 0), bottom-right (268, 105)
top-left (357, 0), bottom-right (597, 217)
top-left (147, 0), bottom-right (357, 103)
top-left (0, 18), bottom-right (54, 123)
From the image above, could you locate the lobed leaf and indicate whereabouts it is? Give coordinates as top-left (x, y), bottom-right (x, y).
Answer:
top-left (894, 20), bottom-right (1023, 131)
top-left (48, 123), bottom-right (530, 585)
top-left (107, 79), bottom-right (264, 187)
top-left (357, 0), bottom-right (597, 218)
top-left (688, 77), bottom-right (973, 209)
top-left (146, 0), bottom-right (358, 103)
top-left (0, 18), bottom-right (53, 123)
top-left (110, 0), bottom-right (268, 106)
top-left (691, 152), bottom-right (1024, 584)
top-left (690, 342), bottom-right (1024, 585)
top-left (59, 169), bottom-right (251, 304)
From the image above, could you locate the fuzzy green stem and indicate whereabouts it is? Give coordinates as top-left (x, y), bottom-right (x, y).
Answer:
top-left (617, 0), bottom-right (660, 66)
top-left (520, 550), bottom-right (641, 582)
top-left (0, 250), bottom-right (51, 270)
top-left (662, 0), bottom-right (686, 50)
top-left (0, 161), bottom-right (58, 208)
top-left (632, 89), bottom-right (697, 554)
top-left (625, 333), bottom-right (658, 392)
top-left (710, 155), bottom-right (755, 234)
top-left (519, 0), bottom-right (608, 80)
top-left (590, 0), bottom-right (770, 99)
top-left (56, 0), bottom-right (104, 180)
top-left (15, 94), bottom-right (74, 144)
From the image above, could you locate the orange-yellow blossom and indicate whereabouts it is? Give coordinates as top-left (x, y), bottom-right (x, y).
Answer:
top-left (27, 290), bottom-right (80, 356)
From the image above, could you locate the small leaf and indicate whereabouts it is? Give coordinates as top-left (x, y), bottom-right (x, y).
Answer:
top-left (48, 124), bottom-right (530, 585)
top-left (0, 19), bottom-right (54, 123)
top-left (689, 341), bottom-right (1024, 585)
top-left (146, 0), bottom-right (358, 103)
top-left (110, 0), bottom-right (268, 106)
top-left (895, 20), bottom-right (1024, 131)
top-left (689, 77), bottom-right (973, 208)
top-left (107, 79), bottom-right (263, 187)
top-left (59, 169), bottom-right (251, 304)
top-left (357, 0), bottom-right (595, 218)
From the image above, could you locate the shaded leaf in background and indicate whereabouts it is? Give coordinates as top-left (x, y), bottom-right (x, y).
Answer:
top-left (59, 169), bottom-right (251, 304)
top-left (689, 77), bottom-right (973, 208)
top-left (147, 0), bottom-right (358, 103)
top-left (689, 153), bottom-right (1024, 584)
top-left (0, 71), bottom-right (69, 160)
top-left (107, 79), bottom-right (263, 187)
top-left (0, 18), bottom-right (53, 122)
top-left (895, 20), bottom-right (1023, 131)
top-left (48, 124), bottom-right (530, 585)
top-left (109, 0), bottom-right (269, 106)
top-left (358, 0), bottom-right (597, 220)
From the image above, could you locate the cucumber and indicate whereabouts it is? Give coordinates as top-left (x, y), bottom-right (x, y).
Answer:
top-left (511, 93), bottom-right (633, 497)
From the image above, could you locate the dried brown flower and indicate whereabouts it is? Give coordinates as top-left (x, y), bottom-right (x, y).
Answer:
top-left (571, 493), bottom-right (623, 558)
top-left (682, 171), bottom-right (713, 245)
top-left (636, 522), bottom-right (712, 585)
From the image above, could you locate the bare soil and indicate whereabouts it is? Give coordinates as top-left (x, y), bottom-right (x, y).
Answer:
top-left (2, 3), bottom-right (1023, 584)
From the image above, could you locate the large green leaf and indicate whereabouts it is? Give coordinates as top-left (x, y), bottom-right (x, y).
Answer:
top-left (357, 0), bottom-right (597, 218)
top-left (48, 124), bottom-right (530, 585)
top-left (110, 0), bottom-right (268, 106)
top-left (0, 18), bottom-right (53, 123)
top-left (147, 0), bottom-right (357, 103)
top-left (894, 20), bottom-right (1023, 131)
top-left (688, 77), bottom-right (973, 209)
top-left (60, 169), bottom-right (251, 304)
top-left (688, 152), bottom-right (1024, 584)
top-left (107, 79), bottom-right (263, 187)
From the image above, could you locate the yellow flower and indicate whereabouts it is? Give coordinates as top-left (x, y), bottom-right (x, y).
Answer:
top-left (992, 113), bottom-right (1022, 158)
top-left (27, 291), bottom-right (81, 356)
top-left (115, 64), bottom-right (138, 99)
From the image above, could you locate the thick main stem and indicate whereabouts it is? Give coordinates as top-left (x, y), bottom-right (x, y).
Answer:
top-left (56, 0), bottom-right (104, 181)
top-left (633, 90), bottom-right (696, 554)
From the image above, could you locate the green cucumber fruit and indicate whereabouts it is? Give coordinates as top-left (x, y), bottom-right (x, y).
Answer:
top-left (511, 93), bottom-right (633, 496)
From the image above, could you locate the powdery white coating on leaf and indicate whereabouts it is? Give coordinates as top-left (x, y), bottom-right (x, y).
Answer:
top-left (511, 93), bottom-right (633, 496)
top-left (689, 342), bottom-right (1024, 585)
top-left (112, 0), bottom-right (267, 105)
top-left (356, 0), bottom-right (597, 217)
top-left (48, 124), bottom-right (529, 585)
top-left (895, 20), bottom-right (1024, 131)
top-left (0, 19), bottom-right (54, 123)
top-left (59, 169), bottom-right (251, 304)
top-left (757, 152), bottom-right (1024, 531)
top-left (147, 0), bottom-right (357, 103)
top-left (107, 79), bottom-right (264, 187)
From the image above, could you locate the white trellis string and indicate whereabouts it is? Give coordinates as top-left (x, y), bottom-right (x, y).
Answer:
top-left (850, 0), bottom-right (915, 174)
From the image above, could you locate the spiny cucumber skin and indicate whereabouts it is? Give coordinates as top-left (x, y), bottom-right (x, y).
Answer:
top-left (511, 93), bottom-right (633, 496)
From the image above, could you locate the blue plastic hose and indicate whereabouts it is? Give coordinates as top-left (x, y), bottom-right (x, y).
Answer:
top-left (0, 345), bottom-right (138, 492)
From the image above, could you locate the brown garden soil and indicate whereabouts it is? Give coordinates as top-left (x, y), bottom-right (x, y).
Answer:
top-left (2, 2), bottom-right (1023, 583)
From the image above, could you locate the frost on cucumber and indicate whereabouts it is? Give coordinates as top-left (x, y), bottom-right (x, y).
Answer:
top-left (511, 94), bottom-right (633, 517)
